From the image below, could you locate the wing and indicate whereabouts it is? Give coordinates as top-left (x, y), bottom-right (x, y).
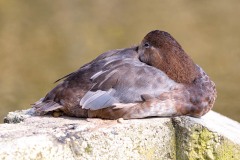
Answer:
top-left (80, 56), bottom-right (178, 110)
top-left (53, 48), bottom-right (128, 83)
top-left (80, 89), bottom-right (118, 110)
top-left (33, 47), bottom-right (139, 114)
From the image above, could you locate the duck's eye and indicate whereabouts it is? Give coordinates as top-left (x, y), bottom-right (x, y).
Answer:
top-left (144, 42), bottom-right (150, 48)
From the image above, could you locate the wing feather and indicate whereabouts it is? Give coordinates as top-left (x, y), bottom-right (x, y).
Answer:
top-left (80, 89), bottom-right (119, 110)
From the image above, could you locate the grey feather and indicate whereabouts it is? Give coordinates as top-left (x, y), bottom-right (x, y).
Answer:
top-left (80, 90), bottom-right (119, 110)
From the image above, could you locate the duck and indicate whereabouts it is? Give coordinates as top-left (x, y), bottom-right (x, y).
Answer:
top-left (33, 30), bottom-right (217, 119)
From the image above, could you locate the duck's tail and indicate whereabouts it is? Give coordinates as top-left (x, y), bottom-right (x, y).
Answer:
top-left (32, 98), bottom-right (63, 115)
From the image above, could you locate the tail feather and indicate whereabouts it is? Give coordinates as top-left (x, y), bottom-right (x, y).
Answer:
top-left (32, 99), bottom-right (63, 115)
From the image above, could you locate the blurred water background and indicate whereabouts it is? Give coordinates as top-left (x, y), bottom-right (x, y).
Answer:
top-left (0, 0), bottom-right (239, 122)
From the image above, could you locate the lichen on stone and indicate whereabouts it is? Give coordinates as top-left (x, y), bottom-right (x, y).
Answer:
top-left (188, 127), bottom-right (220, 160)
top-left (214, 139), bottom-right (240, 160)
top-left (173, 116), bottom-right (240, 160)
top-left (84, 143), bottom-right (93, 154)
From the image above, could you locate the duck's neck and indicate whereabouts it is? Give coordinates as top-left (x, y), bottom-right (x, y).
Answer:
top-left (159, 49), bottom-right (200, 84)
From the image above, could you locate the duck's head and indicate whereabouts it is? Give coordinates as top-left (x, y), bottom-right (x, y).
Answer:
top-left (138, 30), bottom-right (200, 84)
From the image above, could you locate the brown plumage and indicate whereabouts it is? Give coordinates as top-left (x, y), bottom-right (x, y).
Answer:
top-left (139, 30), bottom-right (199, 84)
top-left (33, 30), bottom-right (217, 119)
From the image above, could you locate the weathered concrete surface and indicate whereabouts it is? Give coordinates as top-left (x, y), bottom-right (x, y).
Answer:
top-left (1, 109), bottom-right (175, 160)
top-left (1, 109), bottom-right (240, 160)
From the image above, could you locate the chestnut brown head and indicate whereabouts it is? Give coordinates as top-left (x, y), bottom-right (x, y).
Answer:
top-left (139, 30), bottom-right (199, 84)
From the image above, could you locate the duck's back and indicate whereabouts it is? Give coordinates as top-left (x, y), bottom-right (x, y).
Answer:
top-left (33, 47), bottom-right (180, 117)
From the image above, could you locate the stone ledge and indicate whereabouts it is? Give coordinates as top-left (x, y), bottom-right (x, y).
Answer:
top-left (173, 111), bottom-right (240, 160)
top-left (1, 109), bottom-right (240, 160)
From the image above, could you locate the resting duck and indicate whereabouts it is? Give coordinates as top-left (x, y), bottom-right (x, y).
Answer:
top-left (33, 30), bottom-right (217, 119)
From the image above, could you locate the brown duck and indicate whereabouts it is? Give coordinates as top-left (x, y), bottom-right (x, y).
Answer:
top-left (33, 30), bottom-right (217, 119)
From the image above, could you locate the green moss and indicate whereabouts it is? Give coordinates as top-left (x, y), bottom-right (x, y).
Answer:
top-left (175, 122), bottom-right (240, 160)
top-left (188, 127), bottom-right (240, 160)
top-left (84, 144), bottom-right (92, 154)
top-left (188, 128), bottom-right (217, 160)
top-left (214, 139), bottom-right (240, 160)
